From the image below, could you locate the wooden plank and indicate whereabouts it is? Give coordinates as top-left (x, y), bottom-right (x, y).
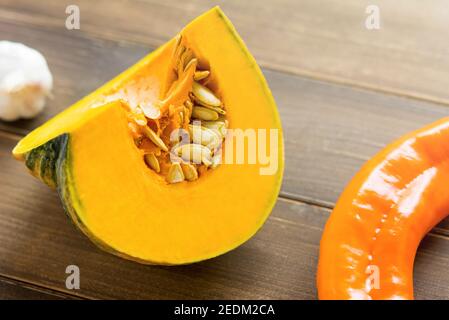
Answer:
top-left (1, 134), bottom-right (449, 299)
top-left (0, 277), bottom-right (67, 299)
top-left (2, 1), bottom-right (449, 299)
top-left (1, 0), bottom-right (449, 104)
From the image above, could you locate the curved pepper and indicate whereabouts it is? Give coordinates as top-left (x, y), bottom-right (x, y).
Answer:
top-left (317, 117), bottom-right (449, 300)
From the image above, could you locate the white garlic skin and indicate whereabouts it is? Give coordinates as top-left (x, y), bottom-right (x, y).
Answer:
top-left (0, 41), bottom-right (53, 121)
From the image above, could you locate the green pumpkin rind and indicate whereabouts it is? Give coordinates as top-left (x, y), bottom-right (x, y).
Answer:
top-left (24, 134), bottom-right (69, 188)
top-left (23, 134), bottom-right (85, 231)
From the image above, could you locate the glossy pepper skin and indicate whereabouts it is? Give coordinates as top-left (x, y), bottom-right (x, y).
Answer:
top-left (317, 118), bottom-right (449, 300)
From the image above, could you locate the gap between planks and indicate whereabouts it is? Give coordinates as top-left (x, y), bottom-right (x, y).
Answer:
top-left (0, 273), bottom-right (87, 300)
top-left (278, 191), bottom-right (449, 240)
top-left (259, 61), bottom-right (449, 111)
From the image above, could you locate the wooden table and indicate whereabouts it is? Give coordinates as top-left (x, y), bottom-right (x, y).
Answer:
top-left (1, 0), bottom-right (449, 300)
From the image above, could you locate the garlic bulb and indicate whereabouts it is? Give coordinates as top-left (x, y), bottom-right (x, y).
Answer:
top-left (0, 41), bottom-right (53, 121)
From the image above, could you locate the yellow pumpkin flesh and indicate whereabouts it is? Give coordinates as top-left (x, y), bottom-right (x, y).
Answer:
top-left (12, 7), bottom-right (284, 264)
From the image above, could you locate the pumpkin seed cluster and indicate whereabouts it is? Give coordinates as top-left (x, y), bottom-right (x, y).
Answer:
top-left (128, 35), bottom-right (228, 184)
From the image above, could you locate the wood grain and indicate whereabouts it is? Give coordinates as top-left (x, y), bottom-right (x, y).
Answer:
top-left (1, 133), bottom-right (449, 299)
top-left (2, 0), bottom-right (449, 300)
top-left (1, 0), bottom-right (449, 104)
top-left (0, 277), bottom-right (69, 299)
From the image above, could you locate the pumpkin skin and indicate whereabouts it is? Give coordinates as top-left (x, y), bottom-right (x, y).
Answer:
top-left (12, 7), bottom-right (284, 265)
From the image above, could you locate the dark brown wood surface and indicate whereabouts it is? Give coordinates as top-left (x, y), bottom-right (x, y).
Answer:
top-left (0, 276), bottom-right (73, 300)
top-left (1, 0), bottom-right (449, 299)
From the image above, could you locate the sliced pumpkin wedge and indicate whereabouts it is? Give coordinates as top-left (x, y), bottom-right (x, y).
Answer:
top-left (12, 7), bottom-right (284, 264)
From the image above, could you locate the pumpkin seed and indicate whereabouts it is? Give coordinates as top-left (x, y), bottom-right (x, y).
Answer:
top-left (175, 44), bottom-right (185, 62)
top-left (188, 124), bottom-right (221, 150)
top-left (130, 107), bottom-right (149, 125)
top-left (172, 35), bottom-right (183, 71)
top-left (135, 118), bottom-right (146, 126)
top-left (194, 70), bottom-right (210, 81)
top-left (182, 50), bottom-right (195, 69)
top-left (144, 153), bottom-right (160, 173)
top-left (183, 58), bottom-right (198, 75)
top-left (201, 156), bottom-right (212, 167)
top-left (192, 106), bottom-right (219, 121)
top-left (183, 105), bottom-right (191, 126)
top-left (142, 126), bottom-right (168, 152)
top-left (177, 55), bottom-right (185, 74)
top-left (190, 94), bottom-right (225, 114)
top-left (179, 111), bottom-right (184, 125)
top-left (200, 104), bottom-right (226, 115)
top-left (166, 162), bottom-right (185, 184)
top-left (184, 100), bottom-right (193, 120)
top-left (173, 34), bottom-right (182, 54)
top-left (173, 34), bottom-right (182, 60)
top-left (174, 143), bottom-right (212, 166)
top-left (181, 163), bottom-right (198, 181)
top-left (202, 121), bottom-right (227, 137)
top-left (139, 102), bottom-right (160, 120)
top-left (211, 152), bottom-right (222, 169)
top-left (192, 82), bottom-right (221, 107)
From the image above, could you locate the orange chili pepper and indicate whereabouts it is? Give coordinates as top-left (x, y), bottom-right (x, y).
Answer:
top-left (317, 117), bottom-right (449, 300)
